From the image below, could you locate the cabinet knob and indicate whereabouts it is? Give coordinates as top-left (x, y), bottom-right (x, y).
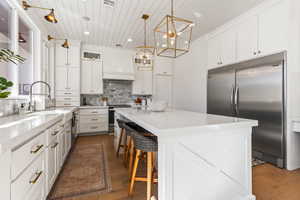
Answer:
top-left (254, 52), bottom-right (257, 55)
top-left (258, 50), bottom-right (261, 54)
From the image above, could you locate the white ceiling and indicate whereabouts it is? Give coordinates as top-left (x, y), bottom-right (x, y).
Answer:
top-left (24, 0), bottom-right (266, 49)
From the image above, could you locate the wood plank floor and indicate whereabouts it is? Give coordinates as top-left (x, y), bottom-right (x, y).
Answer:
top-left (58, 135), bottom-right (300, 200)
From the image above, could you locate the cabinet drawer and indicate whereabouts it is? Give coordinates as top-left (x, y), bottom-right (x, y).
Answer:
top-left (11, 154), bottom-right (44, 200)
top-left (80, 115), bottom-right (108, 124)
top-left (56, 91), bottom-right (79, 97)
top-left (56, 96), bottom-right (80, 102)
top-left (80, 109), bottom-right (108, 115)
top-left (47, 123), bottom-right (63, 146)
top-left (56, 101), bottom-right (80, 107)
top-left (12, 133), bottom-right (46, 180)
top-left (293, 122), bottom-right (300, 132)
top-left (79, 123), bottom-right (108, 133)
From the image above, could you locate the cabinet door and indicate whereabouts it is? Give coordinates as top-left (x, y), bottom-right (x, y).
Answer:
top-left (154, 75), bottom-right (173, 107)
top-left (220, 28), bottom-right (236, 65)
top-left (207, 35), bottom-right (220, 69)
top-left (68, 67), bottom-right (80, 92)
top-left (57, 133), bottom-right (64, 169)
top-left (55, 45), bottom-right (67, 66)
top-left (81, 60), bottom-right (92, 94)
top-left (55, 67), bottom-right (68, 91)
top-left (92, 61), bottom-right (103, 94)
top-left (154, 57), bottom-right (173, 75)
top-left (65, 126), bottom-right (71, 153)
top-left (47, 140), bottom-right (58, 193)
top-left (67, 46), bottom-right (80, 67)
top-left (143, 71), bottom-right (153, 95)
top-left (132, 70), bottom-right (143, 95)
top-left (237, 16), bottom-right (259, 61)
top-left (258, 0), bottom-right (288, 55)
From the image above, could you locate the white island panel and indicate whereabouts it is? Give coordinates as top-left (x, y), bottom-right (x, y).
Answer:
top-left (116, 108), bottom-right (257, 200)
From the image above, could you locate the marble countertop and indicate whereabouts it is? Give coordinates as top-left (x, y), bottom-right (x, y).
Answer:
top-left (0, 107), bottom-right (76, 155)
top-left (116, 108), bottom-right (258, 137)
top-left (79, 105), bottom-right (108, 109)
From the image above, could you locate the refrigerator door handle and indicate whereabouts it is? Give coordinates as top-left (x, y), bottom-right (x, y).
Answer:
top-left (235, 86), bottom-right (239, 115)
top-left (230, 85), bottom-right (235, 114)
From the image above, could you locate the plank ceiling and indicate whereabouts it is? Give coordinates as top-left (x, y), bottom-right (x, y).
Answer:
top-left (24, 0), bottom-right (266, 49)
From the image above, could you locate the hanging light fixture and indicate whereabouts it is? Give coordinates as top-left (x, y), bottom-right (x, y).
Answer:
top-left (154, 0), bottom-right (194, 58)
top-left (18, 33), bottom-right (26, 43)
top-left (135, 14), bottom-right (155, 71)
top-left (48, 35), bottom-right (70, 49)
top-left (22, 1), bottom-right (58, 23)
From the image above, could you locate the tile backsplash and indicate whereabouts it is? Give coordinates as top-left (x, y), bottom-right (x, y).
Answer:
top-left (0, 99), bottom-right (26, 117)
top-left (82, 79), bottom-right (151, 105)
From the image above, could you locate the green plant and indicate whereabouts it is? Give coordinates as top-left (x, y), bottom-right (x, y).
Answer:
top-left (0, 49), bottom-right (25, 98)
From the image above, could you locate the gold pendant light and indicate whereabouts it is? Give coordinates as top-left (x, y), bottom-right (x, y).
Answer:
top-left (135, 14), bottom-right (155, 71)
top-left (154, 0), bottom-right (194, 58)
top-left (22, 1), bottom-right (58, 23)
top-left (48, 35), bottom-right (70, 49)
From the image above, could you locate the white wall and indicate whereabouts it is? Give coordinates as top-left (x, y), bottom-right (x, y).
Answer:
top-left (173, 37), bottom-right (208, 113)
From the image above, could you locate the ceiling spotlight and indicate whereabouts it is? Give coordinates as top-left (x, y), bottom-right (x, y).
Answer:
top-left (127, 38), bottom-right (133, 42)
top-left (22, 1), bottom-right (58, 23)
top-left (84, 31), bottom-right (90, 35)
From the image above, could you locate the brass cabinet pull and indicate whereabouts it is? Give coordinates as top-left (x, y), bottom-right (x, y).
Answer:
top-left (51, 131), bottom-right (59, 136)
top-left (29, 171), bottom-right (43, 184)
top-left (51, 142), bottom-right (59, 149)
top-left (30, 145), bottom-right (44, 154)
top-left (91, 126), bottom-right (98, 129)
top-left (91, 119), bottom-right (98, 121)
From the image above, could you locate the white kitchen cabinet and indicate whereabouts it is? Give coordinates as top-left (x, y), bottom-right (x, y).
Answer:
top-left (236, 16), bottom-right (259, 61)
top-left (132, 69), bottom-right (153, 95)
top-left (258, 0), bottom-right (288, 55)
top-left (81, 60), bottom-right (103, 94)
top-left (79, 108), bottom-right (109, 134)
top-left (56, 44), bottom-right (80, 67)
top-left (154, 57), bottom-right (173, 75)
top-left (55, 67), bottom-right (80, 92)
top-left (154, 75), bottom-right (173, 107)
top-left (58, 130), bottom-right (65, 168)
top-left (207, 28), bottom-right (236, 69)
top-left (46, 138), bottom-right (58, 193)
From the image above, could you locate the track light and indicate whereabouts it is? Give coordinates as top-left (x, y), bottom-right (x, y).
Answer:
top-left (22, 1), bottom-right (58, 23)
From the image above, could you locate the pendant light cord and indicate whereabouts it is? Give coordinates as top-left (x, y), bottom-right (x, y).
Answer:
top-left (171, 0), bottom-right (174, 17)
top-left (144, 18), bottom-right (146, 47)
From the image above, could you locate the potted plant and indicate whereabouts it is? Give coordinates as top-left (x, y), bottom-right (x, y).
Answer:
top-left (0, 49), bottom-right (25, 98)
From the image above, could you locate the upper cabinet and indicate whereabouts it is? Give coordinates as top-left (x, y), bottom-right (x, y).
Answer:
top-left (55, 44), bottom-right (80, 67)
top-left (207, 28), bottom-right (236, 69)
top-left (154, 57), bottom-right (173, 75)
top-left (207, 0), bottom-right (288, 69)
top-left (81, 60), bottom-right (103, 94)
top-left (258, 0), bottom-right (288, 55)
top-left (132, 69), bottom-right (153, 95)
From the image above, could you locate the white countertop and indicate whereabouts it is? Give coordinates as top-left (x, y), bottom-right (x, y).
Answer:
top-left (116, 108), bottom-right (258, 137)
top-left (0, 107), bottom-right (76, 155)
top-left (79, 105), bottom-right (108, 109)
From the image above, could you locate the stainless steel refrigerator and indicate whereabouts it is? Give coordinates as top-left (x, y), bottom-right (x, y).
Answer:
top-left (207, 52), bottom-right (286, 168)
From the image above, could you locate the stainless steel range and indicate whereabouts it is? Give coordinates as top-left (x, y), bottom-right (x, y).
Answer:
top-left (108, 104), bottom-right (131, 132)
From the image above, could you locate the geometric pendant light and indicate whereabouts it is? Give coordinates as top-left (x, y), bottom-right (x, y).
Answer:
top-left (135, 14), bottom-right (155, 71)
top-left (22, 1), bottom-right (58, 23)
top-left (154, 0), bottom-right (194, 58)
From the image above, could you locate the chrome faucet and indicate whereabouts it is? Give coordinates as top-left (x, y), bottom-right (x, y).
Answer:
top-left (29, 81), bottom-right (52, 111)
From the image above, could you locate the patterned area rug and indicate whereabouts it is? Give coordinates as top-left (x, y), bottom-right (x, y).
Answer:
top-left (48, 143), bottom-right (112, 200)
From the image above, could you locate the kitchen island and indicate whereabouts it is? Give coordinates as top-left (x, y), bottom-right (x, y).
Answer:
top-left (115, 108), bottom-right (258, 200)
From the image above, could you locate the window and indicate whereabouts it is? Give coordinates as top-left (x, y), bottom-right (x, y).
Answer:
top-left (18, 17), bottom-right (33, 95)
top-left (0, 0), bottom-right (12, 78)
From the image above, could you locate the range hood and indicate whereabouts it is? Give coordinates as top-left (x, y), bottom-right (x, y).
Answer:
top-left (103, 71), bottom-right (135, 80)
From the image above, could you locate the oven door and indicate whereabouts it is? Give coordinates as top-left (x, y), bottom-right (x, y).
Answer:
top-left (109, 108), bottom-right (115, 131)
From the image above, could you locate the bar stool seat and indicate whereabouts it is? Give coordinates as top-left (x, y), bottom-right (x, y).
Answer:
top-left (124, 124), bottom-right (158, 200)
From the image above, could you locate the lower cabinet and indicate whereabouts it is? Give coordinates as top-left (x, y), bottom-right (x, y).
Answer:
top-left (79, 108), bottom-right (109, 134)
top-left (9, 119), bottom-right (73, 200)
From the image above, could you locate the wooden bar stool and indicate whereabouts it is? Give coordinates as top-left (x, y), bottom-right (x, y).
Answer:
top-left (116, 119), bottom-right (128, 157)
top-left (126, 126), bottom-right (158, 200)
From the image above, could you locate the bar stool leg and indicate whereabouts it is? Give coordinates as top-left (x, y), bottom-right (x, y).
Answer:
top-left (128, 139), bottom-right (135, 177)
top-left (124, 136), bottom-right (131, 167)
top-left (129, 149), bottom-right (141, 196)
top-left (116, 128), bottom-right (125, 157)
top-left (147, 152), bottom-right (153, 200)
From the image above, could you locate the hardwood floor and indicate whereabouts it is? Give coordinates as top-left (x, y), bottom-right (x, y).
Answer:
top-left (59, 135), bottom-right (300, 200)
top-left (61, 135), bottom-right (157, 200)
